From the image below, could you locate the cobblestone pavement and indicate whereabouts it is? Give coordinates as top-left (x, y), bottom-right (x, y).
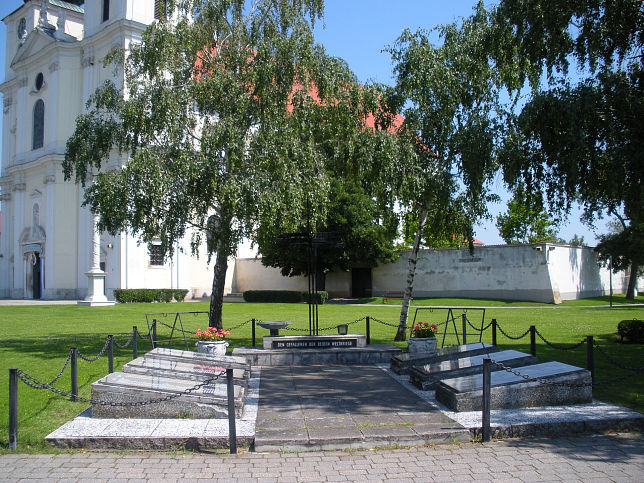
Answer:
top-left (1, 433), bottom-right (642, 482)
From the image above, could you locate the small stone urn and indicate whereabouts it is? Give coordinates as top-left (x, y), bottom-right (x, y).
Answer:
top-left (407, 337), bottom-right (437, 354)
top-left (195, 340), bottom-right (229, 356)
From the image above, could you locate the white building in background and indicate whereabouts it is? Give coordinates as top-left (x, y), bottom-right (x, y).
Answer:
top-left (0, 0), bottom-right (218, 300)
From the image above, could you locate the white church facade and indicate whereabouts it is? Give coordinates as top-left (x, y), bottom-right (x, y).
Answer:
top-left (0, 0), bottom-right (217, 301)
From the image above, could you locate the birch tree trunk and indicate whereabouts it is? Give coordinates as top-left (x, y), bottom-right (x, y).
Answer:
top-left (208, 244), bottom-right (229, 328)
top-left (394, 207), bottom-right (428, 341)
top-left (626, 262), bottom-right (639, 300)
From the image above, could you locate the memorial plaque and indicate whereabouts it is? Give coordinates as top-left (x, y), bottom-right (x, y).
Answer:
top-left (272, 338), bottom-right (358, 349)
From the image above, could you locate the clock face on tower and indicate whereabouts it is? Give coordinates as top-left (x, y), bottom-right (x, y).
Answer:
top-left (18, 18), bottom-right (27, 40)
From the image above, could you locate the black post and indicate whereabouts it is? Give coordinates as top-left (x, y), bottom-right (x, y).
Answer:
top-left (586, 335), bottom-right (595, 388)
top-left (70, 347), bottom-right (78, 402)
top-left (530, 326), bottom-right (536, 357)
top-left (132, 326), bottom-right (138, 360)
top-left (482, 358), bottom-right (491, 443)
top-left (462, 314), bottom-right (467, 346)
top-left (252, 318), bottom-right (256, 347)
top-left (108, 335), bottom-right (114, 374)
top-left (226, 368), bottom-right (237, 454)
top-left (152, 320), bottom-right (157, 348)
top-left (366, 316), bottom-right (371, 345)
top-left (9, 368), bottom-right (18, 450)
top-left (492, 319), bottom-right (497, 346)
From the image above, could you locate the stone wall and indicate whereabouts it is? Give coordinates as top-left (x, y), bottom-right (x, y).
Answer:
top-left (233, 243), bottom-right (637, 303)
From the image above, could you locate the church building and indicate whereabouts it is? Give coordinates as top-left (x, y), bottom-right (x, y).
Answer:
top-left (0, 1), bottom-right (216, 301)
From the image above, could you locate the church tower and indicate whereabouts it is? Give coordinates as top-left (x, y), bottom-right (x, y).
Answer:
top-left (0, 0), bottom-right (212, 301)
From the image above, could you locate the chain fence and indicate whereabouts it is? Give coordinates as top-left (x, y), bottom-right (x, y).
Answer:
top-left (77, 337), bottom-right (111, 362)
top-left (113, 332), bottom-right (135, 350)
top-left (534, 329), bottom-right (586, 351)
top-left (496, 324), bottom-right (531, 340)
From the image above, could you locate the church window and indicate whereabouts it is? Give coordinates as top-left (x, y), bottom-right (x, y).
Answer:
top-left (32, 99), bottom-right (44, 150)
top-left (155, 1), bottom-right (168, 20)
top-left (149, 243), bottom-right (164, 266)
top-left (17, 18), bottom-right (26, 40)
top-left (102, 0), bottom-right (110, 22)
top-left (35, 73), bottom-right (44, 91)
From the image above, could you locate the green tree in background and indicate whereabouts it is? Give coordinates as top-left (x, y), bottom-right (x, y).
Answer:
top-left (492, 0), bottom-right (643, 298)
top-left (495, 182), bottom-right (559, 244)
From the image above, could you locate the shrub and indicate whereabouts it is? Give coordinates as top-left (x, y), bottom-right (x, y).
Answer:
top-left (113, 288), bottom-right (189, 303)
top-left (301, 291), bottom-right (329, 304)
top-left (617, 319), bottom-right (644, 343)
top-left (243, 290), bottom-right (303, 303)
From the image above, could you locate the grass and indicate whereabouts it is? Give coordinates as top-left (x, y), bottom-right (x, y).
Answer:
top-left (364, 294), bottom-right (644, 307)
top-left (0, 298), bottom-right (643, 452)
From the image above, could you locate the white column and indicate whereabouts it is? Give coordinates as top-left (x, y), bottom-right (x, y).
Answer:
top-left (12, 177), bottom-right (25, 298)
top-left (78, 212), bottom-right (114, 306)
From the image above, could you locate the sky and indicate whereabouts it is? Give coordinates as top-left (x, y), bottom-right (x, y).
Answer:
top-left (0, 0), bottom-right (609, 245)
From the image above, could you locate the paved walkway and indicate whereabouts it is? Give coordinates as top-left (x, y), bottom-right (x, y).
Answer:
top-left (254, 365), bottom-right (468, 452)
top-left (2, 433), bottom-right (643, 481)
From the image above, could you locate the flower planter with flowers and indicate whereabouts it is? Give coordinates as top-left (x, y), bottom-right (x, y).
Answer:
top-left (195, 327), bottom-right (230, 356)
top-left (407, 322), bottom-right (439, 354)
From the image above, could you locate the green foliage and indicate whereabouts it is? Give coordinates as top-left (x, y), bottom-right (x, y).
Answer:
top-left (302, 291), bottom-right (328, 304)
top-left (257, 179), bottom-right (400, 277)
top-left (242, 290), bottom-right (304, 303)
top-left (496, 182), bottom-right (560, 244)
top-left (113, 289), bottom-right (189, 303)
top-left (62, 0), bottom-right (397, 326)
top-left (492, 0), bottom-right (644, 297)
top-left (617, 319), bottom-right (644, 344)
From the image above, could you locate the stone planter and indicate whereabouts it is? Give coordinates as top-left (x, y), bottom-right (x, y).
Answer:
top-left (407, 337), bottom-right (437, 354)
top-left (195, 340), bottom-right (229, 356)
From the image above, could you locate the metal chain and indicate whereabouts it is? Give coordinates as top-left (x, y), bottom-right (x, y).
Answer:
top-left (138, 328), bottom-right (152, 339)
top-left (496, 324), bottom-right (531, 340)
top-left (113, 332), bottom-right (134, 349)
top-left (593, 341), bottom-right (644, 372)
top-left (282, 326), bottom-right (312, 332)
top-left (226, 318), bottom-right (253, 332)
top-left (16, 369), bottom-right (226, 407)
top-left (77, 337), bottom-right (111, 362)
top-left (317, 317), bottom-right (366, 332)
top-left (534, 329), bottom-right (586, 351)
top-left (491, 359), bottom-right (592, 388)
top-left (369, 317), bottom-right (400, 328)
top-left (466, 318), bottom-right (484, 332)
top-left (45, 349), bottom-right (73, 386)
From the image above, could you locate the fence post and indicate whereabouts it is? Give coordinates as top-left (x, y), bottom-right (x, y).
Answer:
top-left (227, 368), bottom-right (237, 454)
top-left (530, 326), bottom-right (536, 357)
top-left (252, 318), bottom-right (256, 348)
top-left (462, 314), bottom-right (467, 346)
top-left (132, 326), bottom-right (138, 360)
top-left (366, 316), bottom-right (371, 345)
top-left (9, 368), bottom-right (18, 450)
top-left (70, 347), bottom-right (78, 402)
top-left (151, 320), bottom-right (157, 349)
top-left (482, 358), bottom-right (491, 443)
top-left (586, 335), bottom-right (594, 387)
top-left (491, 319), bottom-right (497, 346)
top-left (108, 335), bottom-right (114, 374)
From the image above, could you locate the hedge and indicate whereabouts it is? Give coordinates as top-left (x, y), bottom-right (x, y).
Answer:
top-left (302, 291), bottom-right (329, 304)
top-left (113, 289), bottom-right (189, 303)
top-left (617, 319), bottom-right (644, 343)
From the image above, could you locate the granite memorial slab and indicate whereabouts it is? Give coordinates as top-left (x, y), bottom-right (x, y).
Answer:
top-left (144, 347), bottom-right (251, 372)
top-left (232, 343), bottom-right (400, 365)
top-left (91, 371), bottom-right (244, 419)
top-left (435, 361), bottom-right (592, 412)
top-left (390, 342), bottom-right (499, 375)
top-left (122, 356), bottom-right (248, 389)
top-left (409, 349), bottom-right (537, 390)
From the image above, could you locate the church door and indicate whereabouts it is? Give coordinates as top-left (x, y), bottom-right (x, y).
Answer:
top-left (32, 253), bottom-right (41, 299)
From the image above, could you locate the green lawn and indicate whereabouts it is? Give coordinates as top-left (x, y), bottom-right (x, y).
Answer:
top-left (1, 299), bottom-right (643, 452)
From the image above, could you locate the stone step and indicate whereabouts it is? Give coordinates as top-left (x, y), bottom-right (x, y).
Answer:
top-left (122, 356), bottom-right (248, 389)
top-left (145, 347), bottom-right (251, 372)
top-left (410, 350), bottom-right (537, 390)
top-left (232, 344), bottom-right (400, 365)
top-left (91, 371), bottom-right (244, 419)
top-left (390, 342), bottom-right (499, 375)
top-left (435, 361), bottom-right (592, 412)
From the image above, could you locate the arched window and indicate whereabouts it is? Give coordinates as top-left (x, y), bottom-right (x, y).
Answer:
top-left (32, 99), bottom-right (44, 150)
